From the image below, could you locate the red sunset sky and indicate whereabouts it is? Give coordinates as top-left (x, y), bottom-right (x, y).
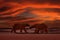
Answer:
top-left (0, 0), bottom-right (60, 26)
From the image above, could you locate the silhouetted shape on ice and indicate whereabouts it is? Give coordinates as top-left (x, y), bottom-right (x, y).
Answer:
top-left (30, 23), bottom-right (48, 34)
top-left (11, 23), bottom-right (30, 33)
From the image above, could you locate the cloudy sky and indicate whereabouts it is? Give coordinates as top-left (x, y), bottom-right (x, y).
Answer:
top-left (0, 0), bottom-right (60, 23)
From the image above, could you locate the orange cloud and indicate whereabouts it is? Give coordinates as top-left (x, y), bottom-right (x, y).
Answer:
top-left (0, 2), bottom-right (60, 22)
top-left (31, 10), bottom-right (60, 20)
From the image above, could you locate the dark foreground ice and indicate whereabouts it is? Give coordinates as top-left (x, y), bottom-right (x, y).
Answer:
top-left (0, 32), bottom-right (60, 40)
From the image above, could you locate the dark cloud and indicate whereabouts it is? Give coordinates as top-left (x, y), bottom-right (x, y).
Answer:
top-left (5, 0), bottom-right (60, 5)
top-left (0, 6), bottom-right (11, 12)
top-left (29, 8), bottom-right (60, 13)
top-left (33, 8), bottom-right (60, 15)
top-left (45, 8), bottom-right (60, 15)
top-left (24, 8), bottom-right (60, 13)
top-left (43, 8), bottom-right (60, 13)
top-left (48, 0), bottom-right (60, 5)
top-left (0, 16), bottom-right (13, 20)
top-left (17, 8), bottom-right (37, 18)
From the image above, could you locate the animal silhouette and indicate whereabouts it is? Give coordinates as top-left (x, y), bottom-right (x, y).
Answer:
top-left (30, 23), bottom-right (48, 34)
top-left (11, 23), bottom-right (30, 33)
